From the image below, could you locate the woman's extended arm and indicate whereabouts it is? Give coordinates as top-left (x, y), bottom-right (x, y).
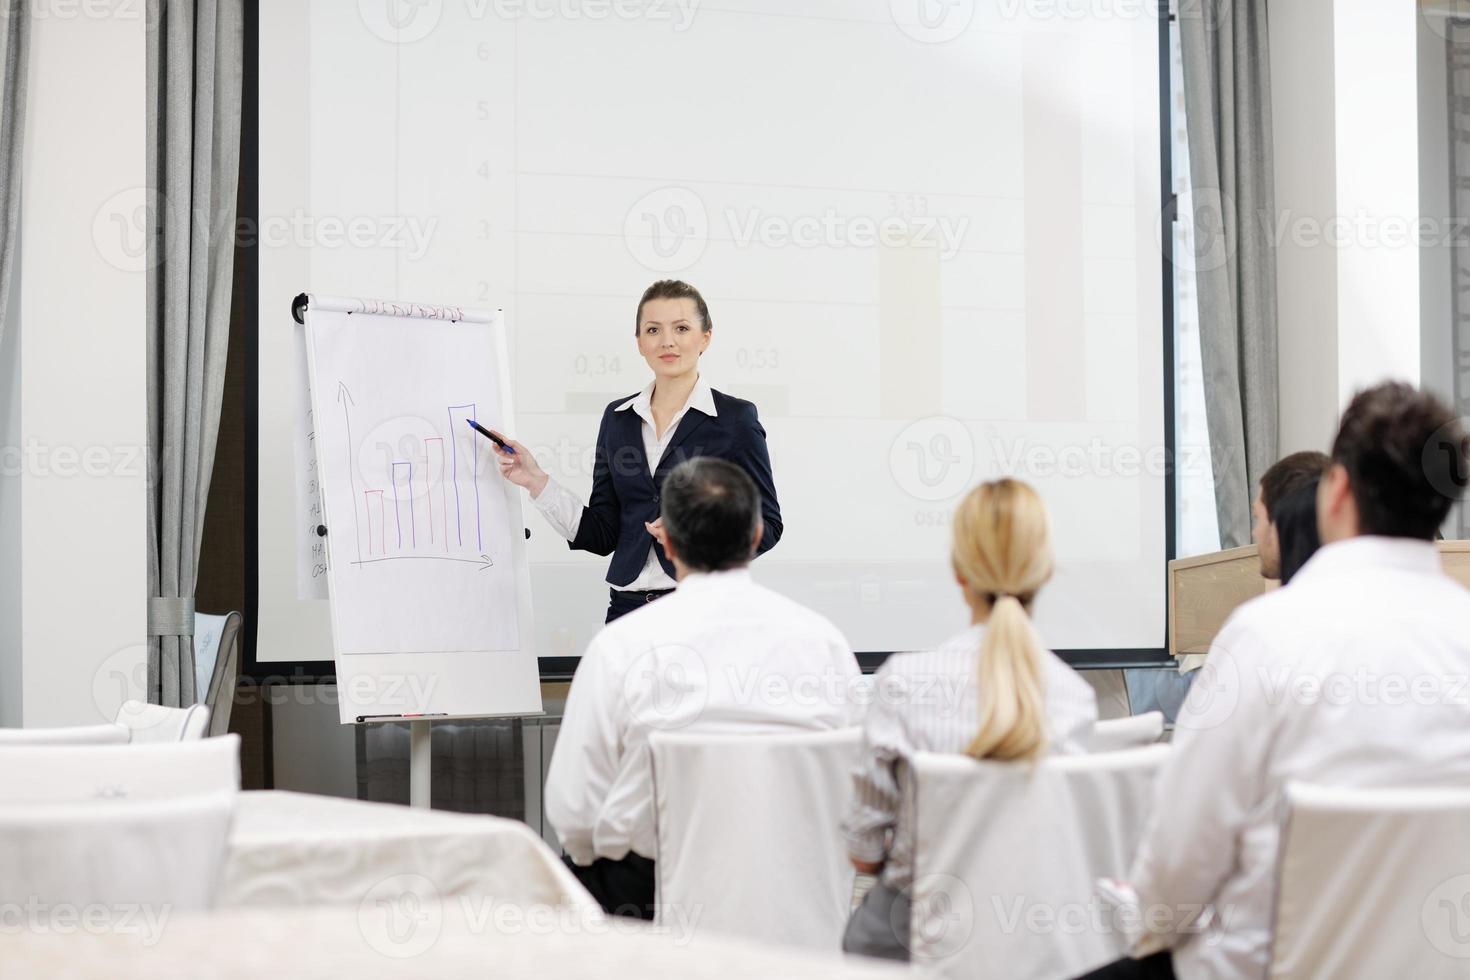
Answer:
top-left (490, 412), bottom-right (619, 555)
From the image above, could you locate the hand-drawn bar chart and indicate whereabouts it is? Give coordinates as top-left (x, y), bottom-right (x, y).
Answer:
top-left (340, 390), bottom-right (496, 571)
top-left (306, 306), bottom-right (521, 656)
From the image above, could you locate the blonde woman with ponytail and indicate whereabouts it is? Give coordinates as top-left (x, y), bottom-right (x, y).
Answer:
top-left (840, 479), bottom-right (1098, 962)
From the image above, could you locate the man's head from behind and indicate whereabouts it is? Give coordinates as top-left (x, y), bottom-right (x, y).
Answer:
top-left (660, 457), bottom-right (764, 578)
top-left (1318, 382), bottom-right (1467, 545)
top-left (1254, 451), bottom-right (1330, 579)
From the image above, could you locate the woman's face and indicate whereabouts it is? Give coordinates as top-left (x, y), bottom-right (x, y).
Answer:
top-left (637, 296), bottom-right (710, 381)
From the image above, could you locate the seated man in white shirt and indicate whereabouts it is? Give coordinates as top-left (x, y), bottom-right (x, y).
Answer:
top-left (1077, 381), bottom-right (1470, 980)
top-left (544, 456), bottom-right (862, 919)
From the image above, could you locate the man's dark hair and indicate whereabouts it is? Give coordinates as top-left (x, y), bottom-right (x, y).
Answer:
top-left (660, 458), bottom-right (759, 573)
top-left (635, 280), bottom-right (712, 335)
top-left (1259, 451), bottom-right (1330, 514)
top-left (1331, 381), bottom-right (1466, 540)
top-left (1270, 477), bottom-right (1322, 585)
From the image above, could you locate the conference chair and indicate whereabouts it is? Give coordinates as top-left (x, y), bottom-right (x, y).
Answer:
top-left (907, 744), bottom-right (1171, 979)
top-left (0, 733), bottom-right (242, 804)
top-left (196, 610), bottom-right (243, 737)
top-left (1082, 711), bottom-right (1165, 752)
top-left (115, 698), bottom-right (211, 743)
top-left (648, 728), bottom-right (863, 951)
top-left (1270, 782), bottom-right (1470, 978)
top-left (0, 790), bottom-right (237, 914)
top-left (0, 722), bottom-right (130, 746)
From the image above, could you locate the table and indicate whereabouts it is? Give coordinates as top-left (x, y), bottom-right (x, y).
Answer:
top-left (0, 904), bottom-right (914, 980)
top-left (218, 790), bottom-right (597, 916)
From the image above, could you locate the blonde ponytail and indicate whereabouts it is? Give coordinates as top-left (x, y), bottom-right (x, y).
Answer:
top-left (965, 594), bottom-right (1048, 761)
top-left (951, 480), bottom-right (1053, 763)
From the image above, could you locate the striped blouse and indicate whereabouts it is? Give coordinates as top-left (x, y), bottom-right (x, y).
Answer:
top-left (841, 623), bottom-right (1099, 890)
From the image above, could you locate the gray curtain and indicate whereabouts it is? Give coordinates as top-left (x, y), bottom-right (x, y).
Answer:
top-left (1180, 0), bottom-right (1279, 549)
top-left (1449, 23), bottom-right (1470, 539)
top-left (0, 3), bottom-right (28, 347)
top-left (146, 0), bottom-right (244, 706)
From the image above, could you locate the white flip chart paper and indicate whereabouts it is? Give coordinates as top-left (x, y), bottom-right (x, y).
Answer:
top-left (306, 303), bottom-right (521, 655)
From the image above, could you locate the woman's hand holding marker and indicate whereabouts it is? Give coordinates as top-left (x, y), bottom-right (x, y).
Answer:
top-left (484, 427), bottom-right (549, 497)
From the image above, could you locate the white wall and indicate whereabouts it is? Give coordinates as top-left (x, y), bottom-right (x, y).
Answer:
top-left (1420, 13), bottom-right (1454, 406)
top-left (1271, 0), bottom-right (1339, 455)
top-left (0, 223), bottom-right (20, 725)
top-left (3, 5), bottom-right (148, 726)
top-left (272, 686), bottom-right (357, 798)
top-left (1272, 1), bottom-right (1422, 454)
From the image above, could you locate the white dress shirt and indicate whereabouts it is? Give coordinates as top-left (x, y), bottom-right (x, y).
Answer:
top-left (532, 375), bottom-right (717, 592)
top-left (842, 623), bottom-right (1098, 890)
top-left (544, 568), bottom-right (863, 865)
top-left (1131, 536), bottom-right (1470, 980)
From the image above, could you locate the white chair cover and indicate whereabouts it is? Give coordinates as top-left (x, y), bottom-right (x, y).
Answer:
top-left (649, 728), bottom-right (863, 951)
top-left (1082, 711), bottom-right (1164, 752)
top-left (1271, 782), bottom-right (1470, 978)
top-left (115, 698), bottom-right (211, 743)
top-left (0, 790), bottom-right (236, 914)
top-left (0, 723), bottom-right (130, 746)
top-left (908, 743), bottom-right (1171, 979)
top-left (0, 733), bottom-right (241, 803)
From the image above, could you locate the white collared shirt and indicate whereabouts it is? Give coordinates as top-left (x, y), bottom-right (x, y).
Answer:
top-left (532, 375), bottom-right (718, 591)
top-left (841, 624), bottom-right (1098, 890)
top-left (1131, 536), bottom-right (1470, 980)
top-left (543, 568), bottom-right (863, 865)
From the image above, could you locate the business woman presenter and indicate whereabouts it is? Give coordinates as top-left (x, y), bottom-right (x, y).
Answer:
top-left (492, 280), bottom-right (782, 623)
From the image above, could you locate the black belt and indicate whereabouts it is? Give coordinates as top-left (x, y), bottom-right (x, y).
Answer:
top-left (612, 588), bottom-right (675, 604)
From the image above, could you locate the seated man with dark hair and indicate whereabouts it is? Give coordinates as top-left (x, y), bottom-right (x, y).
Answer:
top-left (1079, 382), bottom-right (1470, 980)
top-left (544, 457), bottom-right (861, 919)
top-left (1252, 450), bottom-right (1330, 581)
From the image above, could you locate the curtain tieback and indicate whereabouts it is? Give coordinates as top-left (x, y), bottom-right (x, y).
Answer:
top-left (147, 596), bottom-right (196, 637)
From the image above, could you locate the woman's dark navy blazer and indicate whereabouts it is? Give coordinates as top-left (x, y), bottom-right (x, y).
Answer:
top-left (568, 388), bottom-right (782, 586)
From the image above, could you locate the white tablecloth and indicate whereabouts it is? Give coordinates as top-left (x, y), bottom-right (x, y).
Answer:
top-left (218, 791), bottom-right (598, 917)
top-left (0, 904), bottom-right (912, 980)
